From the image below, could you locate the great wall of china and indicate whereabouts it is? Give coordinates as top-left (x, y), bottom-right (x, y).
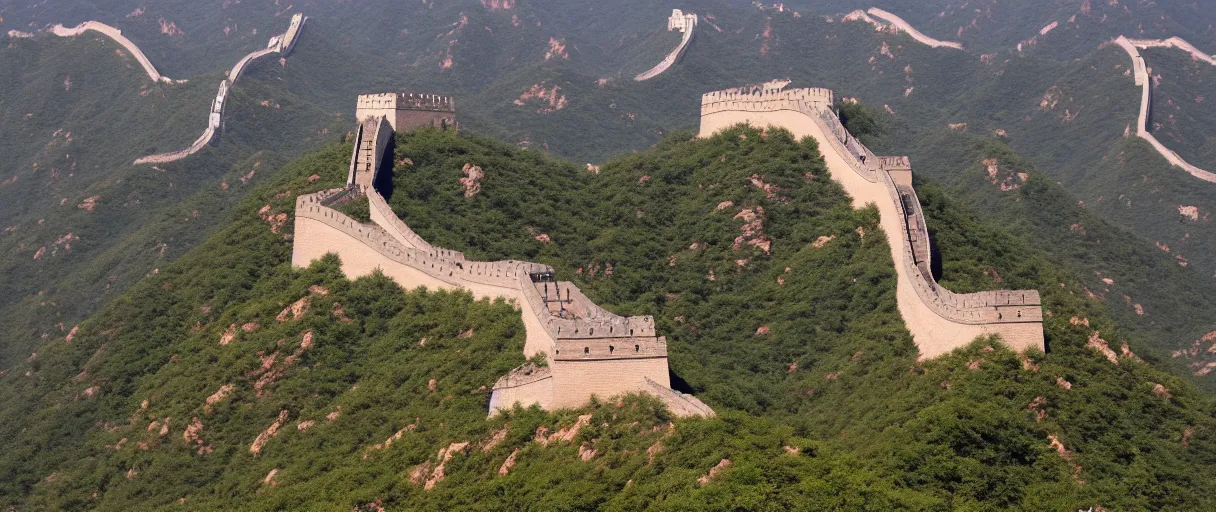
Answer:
top-left (291, 94), bottom-right (714, 418)
top-left (1112, 36), bottom-right (1216, 184)
top-left (698, 82), bottom-right (1044, 359)
top-left (845, 8), bottom-right (964, 50)
top-left (634, 9), bottom-right (698, 81)
top-left (48, 21), bottom-right (187, 84)
top-left (132, 13), bottom-right (307, 166)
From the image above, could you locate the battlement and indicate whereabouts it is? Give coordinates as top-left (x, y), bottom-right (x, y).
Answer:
top-left (356, 92), bottom-right (456, 113)
top-left (668, 9), bottom-right (698, 32)
top-left (356, 92), bottom-right (457, 133)
top-left (553, 337), bottom-right (668, 361)
top-left (701, 85), bottom-right (834, 106)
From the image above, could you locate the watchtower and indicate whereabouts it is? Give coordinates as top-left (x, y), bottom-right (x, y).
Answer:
top-left (355, 92), bottom-right (457, 132)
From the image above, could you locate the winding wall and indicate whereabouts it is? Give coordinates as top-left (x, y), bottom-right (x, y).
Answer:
top-left (699, 85), bottom-right (1044, 359)
top-left (133, 13), bottom-right (308, 166)
top-left (1112, 36), bottom-right (1216, 184)
top-left (47, 21), bottom-right (184, 84)
top-left (851, 8), bottom-right (964, 50)
top-left (293, 107), bottom-right (713, 417)
top-left (635, 9), bottom-right (697, 81)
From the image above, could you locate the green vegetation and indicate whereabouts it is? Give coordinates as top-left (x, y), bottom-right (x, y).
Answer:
top-left (4, 127), bottom-right (1212, 510)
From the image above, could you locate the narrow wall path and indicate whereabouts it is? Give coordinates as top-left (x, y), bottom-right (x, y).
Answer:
top-left (1113, 36), bottom-right (1216, 184)
top-left (48, 21), bottom-right (184, 84)
top-left (133, 14), bottom-right (307, 166)
top-left (855, 8), bottom-right (964, 50)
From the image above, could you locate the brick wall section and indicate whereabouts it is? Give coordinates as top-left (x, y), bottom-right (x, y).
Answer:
top-left (635, 10), bottom-right (698, 81)
top-left (131, 14), bottom-right (308, 165)
top-left (1112, 36), bottom-right (1216, 183)
top-left (356, 93), bottom-right (456, 132)
top-left (699, 85), bottom-right (1044, 357)
top-left (292, 103), bottom-right (713, 417)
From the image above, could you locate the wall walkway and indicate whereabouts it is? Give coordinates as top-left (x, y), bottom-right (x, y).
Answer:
top-left (851, 8), bottom-right (964, 50)
top-left (48, 21), bottom-right (185, 84)
top-left (291, 115), bottom-right (714, 417)
top-left (133, 13), bottom-right (308, 166)
top-left (635, 11), bottom-right (698, 81)
top-left (699, 85), bottom-right (1044, 359)
top-left (1112, 36), bottom-right (1216, 184)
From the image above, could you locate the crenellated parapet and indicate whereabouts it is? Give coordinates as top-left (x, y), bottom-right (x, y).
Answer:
top-left (291, 94), bottom-right (713, 417)
top-left (356, 92), bottom-right (457, 132)
top-left (699, 82), bottom-right (1045, 358)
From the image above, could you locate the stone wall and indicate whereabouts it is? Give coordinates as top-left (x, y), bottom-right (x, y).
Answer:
top-left (635, 9), bottom-right (698, 81)
top-left (356, 93), bottom-right (456, 132)
top-left (291, 103), bottom-right (713, 416)
top-left (48, 21), bottom-right (183, 84)
top-left (1113, 36), bottom-right (1216, 183)
top-left (132, 14), bottom-right (309, 166)
top-left (699, 83), bottom-right (1044, 358)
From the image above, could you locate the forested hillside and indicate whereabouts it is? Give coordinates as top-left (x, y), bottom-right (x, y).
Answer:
top-left (3, 127), bottom-right (1212, 510)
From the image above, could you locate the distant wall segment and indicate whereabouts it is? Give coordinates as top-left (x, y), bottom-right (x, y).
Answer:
top-left (133, 13), bottom-right (308, 166)
top-left (47, 21), bottom-right (185, 84)
top-left (635, 9), bottom-right (698, 81)
top-left (699, 85), bottom-right (1044, 358)
top-left (1112, 36), bottom-right (1216, 184)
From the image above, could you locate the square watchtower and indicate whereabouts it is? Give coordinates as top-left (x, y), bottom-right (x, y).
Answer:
top-left (356, 93), bottom-right (457, 132)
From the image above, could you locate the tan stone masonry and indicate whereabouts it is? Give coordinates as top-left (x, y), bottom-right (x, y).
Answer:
top-left (699, 83), bottom-right (1044, 358)
top-left (292, 97), bottom-right (712, 417)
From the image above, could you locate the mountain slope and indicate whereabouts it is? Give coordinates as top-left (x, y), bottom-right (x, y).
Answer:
top-left (4, 127), bottom-right (1214, 509)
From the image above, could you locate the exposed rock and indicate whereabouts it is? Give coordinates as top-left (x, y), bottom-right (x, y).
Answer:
top-left (967, 359), bottom-right (982, 371)
top-left (263, 468), bottom-right (280, 487)
top-left (537, 414), bottom-right (592, 446)
top-left (1086, 331), bottom-right (1119, 365)
top-left (755, 326), bottom-right (770, 335)
top-left (276, 296), bottom-right (311, 322)
top-left (697, 459), bottom-right (731, 486)
top-left (1056, 377), bottom-right (1073, 390)
top-left (296, 420), bottom-right (316, 432)
top-left (647, 441), bottom-right (663, 465)
top-left (482, 426), bottom-right (509, 452)
top-left (219, 325), bottom-right (237, 345)
top-left (1048, 433), bottom-right (1083, 482)
top-left (578, 442), bottom-right (598, 461)
top-left (250, 410), bottom-right (289, 455)
top-left (811, 235), bottom-right (835, 248)
top-left (1151, 383), bottom-right (1172, 399)
top-left (416, 441), bottom-right (470, 490)
top-left (1026, 396), bottom-right (1047, 422)
top-left (498, 448), bottom-right (520, 476)
top-left (459, 163), bottom-right (484, 198)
